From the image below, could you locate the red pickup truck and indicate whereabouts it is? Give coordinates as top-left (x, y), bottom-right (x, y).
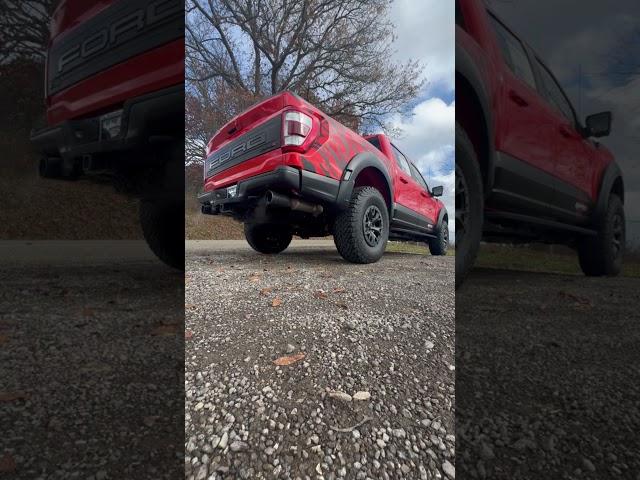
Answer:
top-left (456, 0), bottom-right (624, 285)
top-left (30, 0), bottom-right (184, 268)
top-left (199, 92), bottom-right (448, 263)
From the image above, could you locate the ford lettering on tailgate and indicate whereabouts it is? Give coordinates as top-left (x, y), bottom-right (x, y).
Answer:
top-left (205, 116), bottom-right (281, 178)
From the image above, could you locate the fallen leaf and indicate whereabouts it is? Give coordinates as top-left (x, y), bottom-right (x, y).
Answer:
top-left (314, 290), bottom-right (328, 299)
top-left (185, 330), bottom-right (194, 339)
top-left (333, 287), bottom-right (346, 294)
top-left (248, 274), bottom-right (261, 283)
top-left (260, 288), bottom-right (272, 296)
top-left (273, 353), bottom-right (305, 366)
top-left (0, 391), bottom-right (30, 402)
top-left (151, 324), bottom-right (179, 336)
top-left (185, 304), bottom-right (197, 310)
top-left (0, 453), bottom-right (16, 473)
top-left (558, 291), bottom-right (592, 308)
top-left (272, 297), bottom-right (283, 307)
top-left (336, 302), bottom-right (348, 310)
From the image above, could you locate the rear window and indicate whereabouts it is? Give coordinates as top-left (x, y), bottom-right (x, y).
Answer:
top-left (488, 13), bottom-right (537, 90)
top-left (391, 144), bottom-right (413, 175)
top-left (366, 136), bottom-right (382, 151)
top-left (409, 163), bottom-right (430, 192)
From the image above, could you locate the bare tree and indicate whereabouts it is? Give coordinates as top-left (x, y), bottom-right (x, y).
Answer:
top-left (0, 0), bottom-right (58, 64)
top-left (185, 0), bottom-right (424, 164)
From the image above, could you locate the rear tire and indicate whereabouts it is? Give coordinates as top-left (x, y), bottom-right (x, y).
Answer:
top-left (244, 223), bottom-right (293, 254)
top-left (578, 194), bottom-right (624, 276)
top-left (429, 217), bottom-right (449, 255)
top-left (139, 199), bottom-right (184, 270)
top-left (455, 122), bottom-right (484, 288)
top-left (333, 186), bottom-right (389, 263)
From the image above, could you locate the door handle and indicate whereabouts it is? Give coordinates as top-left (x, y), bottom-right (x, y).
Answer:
top-left (509, 90), bottom-right (528, 107)
top-left (400, 177), bottom-right (409, 184)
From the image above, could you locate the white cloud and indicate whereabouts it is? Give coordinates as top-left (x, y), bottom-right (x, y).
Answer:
top-left (390, 0), bottom-right (454, 94)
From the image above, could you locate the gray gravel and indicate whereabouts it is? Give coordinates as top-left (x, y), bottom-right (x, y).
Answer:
top-left (457, 267), bottom-right (640, 479)
top-left (185, 240), bottom-right (455, 479)
top-left (0, 247), bottom-right (183, 479)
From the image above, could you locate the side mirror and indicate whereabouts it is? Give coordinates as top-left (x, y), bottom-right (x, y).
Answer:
top-left (585, 111), bottom-right (612, 138)
top-left (431, 185), bottom-right (443, 197)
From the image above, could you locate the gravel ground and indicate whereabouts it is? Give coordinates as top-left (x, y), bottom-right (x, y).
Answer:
top-left (0, 243), bottom-right (184, 479)
top-left (457, 268), bottom-right (640, 480)
top-left (185, 240), bottom-right (455, 480)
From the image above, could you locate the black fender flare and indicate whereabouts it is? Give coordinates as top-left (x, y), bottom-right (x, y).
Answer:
top-left (593, 162), bottom-right (624, 222)
top-left (456, 43), bottom-right (496, 193)
top-left (436, 206), bottom-right (449, 232)
top-left (336, 152), bottom-right (394, 213)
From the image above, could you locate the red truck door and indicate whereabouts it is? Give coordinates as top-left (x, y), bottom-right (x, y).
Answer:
top-left (389, 143), bottom-right (427, 218)
top-left (488, 14), bottom-right (558, 211)
top-left (532, 56), bottom-right (595, 222)
top-left (408, 163), bottom-right (438, 225)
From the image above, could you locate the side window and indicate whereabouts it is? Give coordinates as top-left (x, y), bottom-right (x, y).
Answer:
top-left (488, 14), bottom-right (537, 90)
top-left (409, 164), bottom-right (429, 192)
top-left (534, 58), bottom-right (576, 123)
top-left (391, 144), bottom-right (412, 175)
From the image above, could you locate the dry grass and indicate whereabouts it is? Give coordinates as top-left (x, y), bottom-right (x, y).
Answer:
top-left (184, 195), bottom-right (244, 239)
top-left (1, 137), bottom-right (140, 239)
top-left (475, 243), bottom-right (640, 278)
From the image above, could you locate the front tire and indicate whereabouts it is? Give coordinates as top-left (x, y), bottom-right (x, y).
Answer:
top-left (429, 217), bottom-right (449, 255)
top-left (244, 223), bottom-right (293, 254)
top-left (139, 199), bottom-right (184, 270)
top-left (333, 186), bottom-right (389, 263)
top-left (578, 194), bottom-right (624, 276)
top-left (455, 122), bottom-right (484, 288)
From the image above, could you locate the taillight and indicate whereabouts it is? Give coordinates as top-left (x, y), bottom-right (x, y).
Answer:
top-left (283, 111), bottom-right (313, 147)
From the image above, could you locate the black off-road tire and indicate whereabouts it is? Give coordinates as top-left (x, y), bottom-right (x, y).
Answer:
top-left (139, 199), bottom-right (184, 270)
top-left (333, 186), bottom-right (389, 264)
top-left (455, 122), bottom-right (484, 288)
top-left (429, 218), bottom-right (449, 255)
top-left (578, 194), bottom-right (624, 276)
top-left (244, 223), bottom-right (293, 254)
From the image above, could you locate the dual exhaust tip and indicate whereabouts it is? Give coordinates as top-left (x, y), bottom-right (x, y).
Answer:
top-left (265, 190), bottom-right (323, 216)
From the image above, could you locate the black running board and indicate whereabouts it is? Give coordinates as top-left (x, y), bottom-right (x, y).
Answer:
top-left (390, 227), bottom-right (437, 241)
top-left (485, 211), bottom-right (597, 236)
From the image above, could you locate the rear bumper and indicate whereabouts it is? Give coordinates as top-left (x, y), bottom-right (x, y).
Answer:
top-left (31, 84), bottom-right (183, 159)
top-left (198, 166), bottom-right (341, 215)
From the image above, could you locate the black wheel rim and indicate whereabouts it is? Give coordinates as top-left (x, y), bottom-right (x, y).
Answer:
top-left (455, 164), bottom-right (468, 244)
top-left (363, 205), bottom-right (383, 247)
top-left (443, 223), bottom-right (449, 248)
top-left (612, 212), bottom-right (624, 257)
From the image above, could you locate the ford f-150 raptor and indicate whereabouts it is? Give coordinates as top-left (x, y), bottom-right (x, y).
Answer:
top-left (30, 0), bottom-right (184, 269)
top-left (456, 0), bottom-right (624, 286)
top-left (198, 91), bottom-right (448, 263)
